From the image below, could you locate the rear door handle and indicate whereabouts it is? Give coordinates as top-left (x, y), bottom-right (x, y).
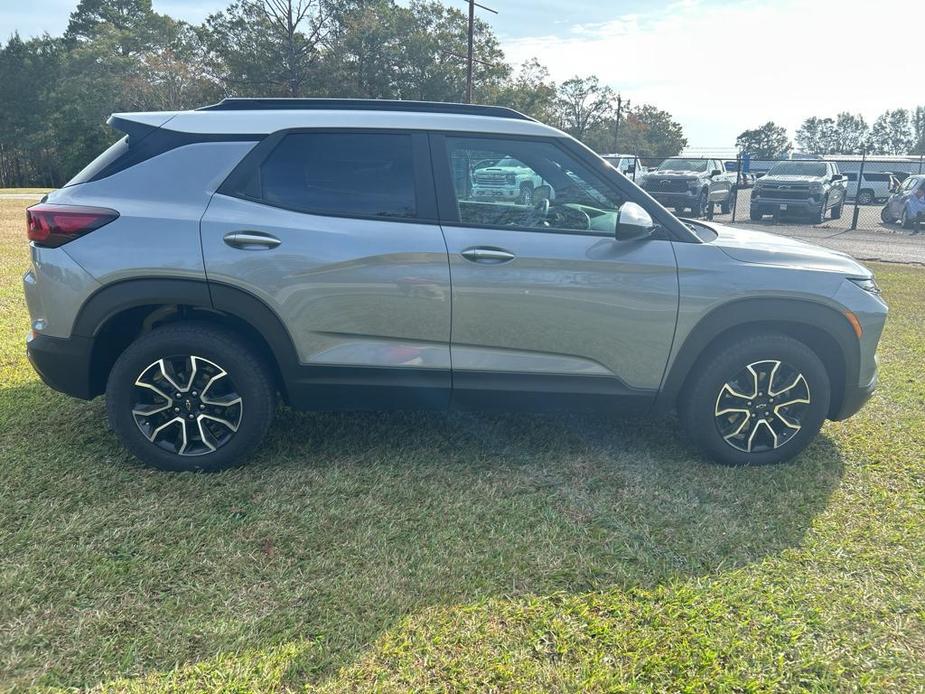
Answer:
top-left (223, 231), bottom-right (281, 250)
top-left (460, 247), bottom-right (515, 264)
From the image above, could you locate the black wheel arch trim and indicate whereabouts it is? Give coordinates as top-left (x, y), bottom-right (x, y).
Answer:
top-left (72, 278), bottom-right (302, 400)
top-left (657, 297), bottom-right (860, 416)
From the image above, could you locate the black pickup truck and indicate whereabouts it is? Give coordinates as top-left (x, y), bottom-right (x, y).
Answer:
top-left (639, 158), bottom-right (736, 218)
top-left (750, 160), bottom-right (847, 223)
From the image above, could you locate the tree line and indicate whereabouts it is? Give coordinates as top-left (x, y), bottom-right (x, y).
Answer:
top-left (736, 108), bottom-right (925, 159)
top-left (0, 0), bottom-right (687, 187)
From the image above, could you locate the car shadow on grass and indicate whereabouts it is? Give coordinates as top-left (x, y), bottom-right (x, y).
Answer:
top-left (0, 383), bottom-right (844, 688)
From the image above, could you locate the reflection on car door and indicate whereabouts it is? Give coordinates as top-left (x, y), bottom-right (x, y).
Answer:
top-left (201, 130), bottom-right (452, 410)
top-left (431, 133), bottom-right (679, 412)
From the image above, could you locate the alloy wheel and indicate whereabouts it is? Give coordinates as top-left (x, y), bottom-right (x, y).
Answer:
top-left (713, 359), bottom-right (811, 453)
top-left (131, 355), bottom-right (243, 456)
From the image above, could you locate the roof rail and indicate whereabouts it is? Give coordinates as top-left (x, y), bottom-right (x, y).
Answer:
top-left (197, 98), bottom-right (535, 121)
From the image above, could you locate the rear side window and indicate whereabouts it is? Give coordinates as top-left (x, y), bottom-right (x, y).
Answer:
top-left (65, 137), bottom-right (129, 187)
top-left (245, 132), bottom-right (416, 219)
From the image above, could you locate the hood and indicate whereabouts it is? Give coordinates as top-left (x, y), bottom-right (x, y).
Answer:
top-left (646, 170), bottom-right (703, 178)
top-left (706, 223), bottom-right (871, 276)
top-left (759, 174), bottom-right (823, 184)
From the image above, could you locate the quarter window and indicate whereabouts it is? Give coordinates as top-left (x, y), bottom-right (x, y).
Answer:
top-left (249, 132), bottom-right (416, 219)
top-left (445, 137), bottom-right (626, 233)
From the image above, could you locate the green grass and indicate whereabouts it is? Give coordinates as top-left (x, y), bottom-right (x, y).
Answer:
top-left (0, 197), bottom-right (923, 691)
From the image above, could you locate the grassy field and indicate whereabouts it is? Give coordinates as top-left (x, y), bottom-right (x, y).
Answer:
top-left (0, 194), bottom-right (923, 691)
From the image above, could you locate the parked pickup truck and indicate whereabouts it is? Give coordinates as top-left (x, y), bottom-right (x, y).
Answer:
top-left (640, 158), bottom-right (736, 218)
top-left (750, 160), bottom-right (847, 223)
top-left (470, 156), bottom-right (544, 204)
top-left (601, 153), bottom-right (643, 181)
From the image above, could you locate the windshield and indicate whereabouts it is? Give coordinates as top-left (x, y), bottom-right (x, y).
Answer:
top-left (657, 159), bottom-right (708, 172)
top-left (768, 162), bottom-right (827, 177)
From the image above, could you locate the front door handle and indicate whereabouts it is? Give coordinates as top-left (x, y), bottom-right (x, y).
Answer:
top-left (461, 247), bottom-right (515, 264)
top-left (223, 231), bottom-right (281, 250)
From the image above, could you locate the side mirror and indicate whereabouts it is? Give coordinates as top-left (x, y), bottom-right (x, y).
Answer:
top-left (615, 202), bottom-right (655, 241)
top-left (711, 169), bottom-right (723, 177)
top-left (832, 174), bottom-right (844, 181)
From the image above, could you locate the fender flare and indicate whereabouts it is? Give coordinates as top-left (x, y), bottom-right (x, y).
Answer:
top-left (656, 297), bottom-right (859, 413)
top-left (73, 277), bottom-right (302, 388)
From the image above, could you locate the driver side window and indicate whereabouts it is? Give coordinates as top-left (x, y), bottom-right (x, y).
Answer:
top-left (446, 136), bottom-right (626, 234)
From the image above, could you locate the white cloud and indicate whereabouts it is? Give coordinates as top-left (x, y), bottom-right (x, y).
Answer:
top-left (502, 0), bottom-right (925, 150)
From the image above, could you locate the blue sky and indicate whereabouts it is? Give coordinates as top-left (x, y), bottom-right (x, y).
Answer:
top-left (4, 0), bottom-right (921, 150)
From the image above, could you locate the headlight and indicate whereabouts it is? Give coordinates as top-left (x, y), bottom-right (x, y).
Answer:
top-left (688, 180), bottom-right (701, 191)
top-left (809, 182), bottom-right (823, 194)
top-left (849, 277), bottom-right (881, 295)
top-left (753, 186), bottom-right (762, 197)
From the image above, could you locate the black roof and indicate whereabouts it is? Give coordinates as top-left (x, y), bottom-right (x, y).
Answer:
top-left (198, 98), bottom-right (535, 121)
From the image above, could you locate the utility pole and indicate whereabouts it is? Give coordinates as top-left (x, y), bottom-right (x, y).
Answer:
top-left (613, 94), bottom-right (623, 151)
top-left (463, 0), bottom-right (497, 103)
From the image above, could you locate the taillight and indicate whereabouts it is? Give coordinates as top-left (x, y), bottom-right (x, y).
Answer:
top-left (26, 203), bottom-right (119, 248)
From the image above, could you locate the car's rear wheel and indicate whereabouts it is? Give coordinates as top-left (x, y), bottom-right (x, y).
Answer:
top-left (881, 206), bottom-right (896, 224)
top-left (106, 323), bottom-right (276, 472)
top-left (680, 334), bottom-right (830, 466)
top-left (831, 199), bottom-right (843, 219)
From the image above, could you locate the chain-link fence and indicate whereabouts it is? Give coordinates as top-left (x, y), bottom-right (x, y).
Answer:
top-left (614, 154), bottom-right (925, 233)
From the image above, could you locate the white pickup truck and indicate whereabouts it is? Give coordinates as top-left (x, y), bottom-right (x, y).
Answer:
top-left (470, 157), bottom-right (545, 204)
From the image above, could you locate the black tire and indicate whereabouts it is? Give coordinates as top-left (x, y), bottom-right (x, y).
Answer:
top-left (812, 196), bottom-right (827, 224)
top-left (857, 190), bottom-right (874, 205)
top-left (750, 208), bottom-right (762, 221)
top-left (830, 200), bottom-right (843, 219)
top-left (106, 323), bottom-right (276, 472)
top-left (680, 333), bottom-right (830, 466)
top-left (518, 183), bottom-right (534, 205)
top-left (881, 206), bottom-right (895, 224)
top-left (720, 188), bottom-right (734, 214)
top-left (694, 189), bottom-right (709, 218)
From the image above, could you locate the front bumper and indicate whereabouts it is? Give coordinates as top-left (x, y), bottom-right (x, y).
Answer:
top-left (832, 370), bottom-right (877, 421)
top-left (26, 331), bottom-right (96, 400)
top-left (645, 190), bottom-right (699, 207)
top-left (471, 186), bottom-right (519, 201)
top-left (751, 196), bottom-right (823, 215)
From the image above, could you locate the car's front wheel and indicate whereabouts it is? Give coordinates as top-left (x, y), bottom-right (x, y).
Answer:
top-left (106, 323), bottom-right (276, 472)
top-left (720, 188), bottom-right (734, 214)
top-left (812, 196), bottom-right (828, 224)
top-left (693, 189), bottom-right (710, 218)
top-left (518, 183), bottom-right (534, 205)
top-left (680, 334), bottom-right (830, 466)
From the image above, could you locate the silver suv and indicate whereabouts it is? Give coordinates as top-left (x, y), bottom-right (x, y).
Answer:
top-left (23, 99), bottom-right (887, 472)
